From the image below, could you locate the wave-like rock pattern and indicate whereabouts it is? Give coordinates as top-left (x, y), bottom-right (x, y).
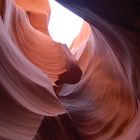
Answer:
top-left (0, 0), bottom-right (140, 140)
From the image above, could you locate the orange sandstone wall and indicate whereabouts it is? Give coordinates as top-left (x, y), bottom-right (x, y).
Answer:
top-left (0, 0), bottom-right (140, 140)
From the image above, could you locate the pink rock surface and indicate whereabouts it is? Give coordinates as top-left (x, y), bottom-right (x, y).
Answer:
top-left (0, 0), bottom-right (140, 140)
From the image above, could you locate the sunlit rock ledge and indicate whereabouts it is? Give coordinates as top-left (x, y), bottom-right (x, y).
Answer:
top-left (0, 0), bottom-right (140, 140)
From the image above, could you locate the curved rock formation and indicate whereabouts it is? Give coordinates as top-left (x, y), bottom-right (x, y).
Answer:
top-left (0, 0), bottom-right (140, 140)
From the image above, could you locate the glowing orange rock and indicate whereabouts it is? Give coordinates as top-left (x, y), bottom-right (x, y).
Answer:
top-left (0, 0), bottom-right (140, 140)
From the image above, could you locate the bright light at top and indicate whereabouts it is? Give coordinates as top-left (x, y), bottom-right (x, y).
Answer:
top-left (48, 0), bottom-right (83, 47)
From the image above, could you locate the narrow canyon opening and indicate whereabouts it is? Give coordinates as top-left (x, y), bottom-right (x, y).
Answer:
top-left (48, 0), bottom-right (84, 47)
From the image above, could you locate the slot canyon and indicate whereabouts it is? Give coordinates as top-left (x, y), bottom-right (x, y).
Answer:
top-left (0, 0), bottom-right (140, 140)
